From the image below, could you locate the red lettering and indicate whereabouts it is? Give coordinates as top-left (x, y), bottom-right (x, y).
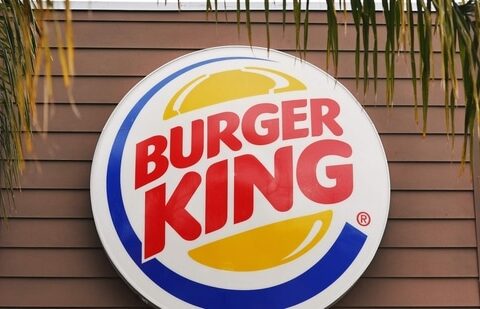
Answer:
top-left (297, 140), bottom-right (353, 204)
top-left (311, 99), bottom-right (343, 136)
top-left (135, 135), bottom-right (169, 189)
top-left (138, 98), bottom-right (352, 255)
top-left (282, 99), bottom-right (309, 140)
top-left (205, 160), bottom-right (228, 234)
top-left (242, 103), bottom-right (279, 145)
top-left (144, 172), bottom-right (202, 259)
top-left (234, 146), bottom-right (293, 223)
top-left (170, 119), bottom-right (204, 168)
top-left (207, 112), bottom-right (242, 158)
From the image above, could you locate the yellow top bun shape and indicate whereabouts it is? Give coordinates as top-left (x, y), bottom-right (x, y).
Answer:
top-left (163, 67), bottom-right (306, 120)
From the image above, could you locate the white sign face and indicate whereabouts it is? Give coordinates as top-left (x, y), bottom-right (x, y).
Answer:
top-left (91, 46), bottom-right (390, 308)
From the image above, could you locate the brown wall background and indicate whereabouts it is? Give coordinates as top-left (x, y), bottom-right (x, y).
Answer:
top-left (0, 10), bottom-right (478, 308)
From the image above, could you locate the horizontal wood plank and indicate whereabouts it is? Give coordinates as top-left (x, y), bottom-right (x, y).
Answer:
top-left (24, 133), bottom-right (98, 161)
top-left (0, 248), bottom-right (116, 278)
top-left (389, 191), bottom-right (474, 219)
top-left (366, 106), bottom-right (465, 135)
top-left (49, 20), bottom-right (443, 51)
top-left (364, 248), bottom-right (478, 278)
top-left (0, 248), bottom-right (475, 278)
top-left (389, 163), bottom-right (472, 190)
top-left (380, 219), bottom-right (476, 248)
top-left (47, 48), bottom-right (462, 80)
top-left (39, 76), bottom-right (139, 104)
top-left (0, 219), bottom-right (474, 248)
top-left (52, 11), bottom-right (442, 29)
top-left (4, 190), bottom-right (473, 219)
top-left (22, 132), bottom-right (466, 162)
top-left (51, 11), bottom-right (411, 24)
top-left (0, 219), bottom-right (101, 248)
top-left (38, 75), bottom-right (461, 107)
top-left (3, 190), bottom-right (92, 218)
top-left (31, 104), bottom-right (466, 134)
top-left (0, 278), bottom-right (146, 307)
top-left (16, 161), bottom-right (92, 189)
top-left (8, 161), bottom-right (471, 190)
top-left (336, 278), bottom-right (480, 307)
top-left (381, 134), bottom-right (465, 163)
top-left (0, 278), bottom-right (476, 307)
top-left (60, 11), bottom-right (336, 23)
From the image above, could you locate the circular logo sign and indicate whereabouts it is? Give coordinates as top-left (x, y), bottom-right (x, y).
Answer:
top-left (91, 46), bottom-right (390, 308)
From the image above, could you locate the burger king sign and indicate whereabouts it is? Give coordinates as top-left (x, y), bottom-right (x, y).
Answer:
top-left (91, 46), bottom-right (390, 308)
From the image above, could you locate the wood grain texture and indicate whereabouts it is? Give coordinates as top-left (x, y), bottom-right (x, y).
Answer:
top-left (38, 75), bottom-right (463, 106)
top-left (388, 163), bottom-right (472, 190)
top-left (31, 104), bottom-right (466, 134)
top-left (51, 11), bottom-right (413, 24)
top-left (51, 10), bottom-right (447, 29)
top-left (336, 278), bottom-right (480, 307)
top-left (0, 248), bottom-right (475, 278)
top-left (389, 191), bottom-right (474, 219)
top-left (0, 278), bottom-right (476, 307)
top-left (381, 135), bottom-right (466, 163)
top-left (3, 190), bottom-right (92, 218)
top-left (46, 48), bottom-right (462, 80)
top-left (21, 132), bottom-right (466, 162)
top-left (3, 189), bottom-right (473, 219)
top-left (0, 219), bottom-right (101, 248)
top-left (0, 278), bottom-right (147, 307)
top-left (0, 248), bottom-right (117, 278)
top-left (6, 161), bottom-right (471, 190)
top-left (0, 219), bottom-right (475, 248)
top-left (380, 219), bottom-right (476, 248)
top-left (1, 10), bottom-right (476, 309)
top-left (364, 248), bottom-right (478, 278)
top-left (49, 20), bottom-right (443, 51)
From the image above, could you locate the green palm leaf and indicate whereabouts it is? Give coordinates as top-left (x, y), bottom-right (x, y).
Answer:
top-left (231, 0), bottom-right (479, 170)
top-left (0, 1), bottom-right (74, 214)
top-left (3, 0), bottom-right (480, 215)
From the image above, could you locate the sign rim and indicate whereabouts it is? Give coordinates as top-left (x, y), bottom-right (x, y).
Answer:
top-left (90, 45), bottom-right (391, 309)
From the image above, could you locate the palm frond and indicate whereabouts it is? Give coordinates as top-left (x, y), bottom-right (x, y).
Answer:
top-left (0, 0), bottom-right (74, 215)
top-left (406, 0), bottom-right (418, 121)
top-left (326, 0), bottom-right (338, 72)
top-left (265, 0), bottom-right (270, 50)
top-left (303, 0), bottom-right (310, 57)
top-left (351, 0), bottom-right (362, 88)
top-left (245, 0), bottom-right (252, 45)
top-left (293, 0), bottom-right (302, 52)
top-left (234, 0), bottom-right (480, 170)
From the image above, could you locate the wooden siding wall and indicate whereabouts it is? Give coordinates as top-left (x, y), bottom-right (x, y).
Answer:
top-left (0, 10), bottom-right (479, 308)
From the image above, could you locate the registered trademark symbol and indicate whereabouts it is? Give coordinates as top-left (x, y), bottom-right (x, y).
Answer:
top-left (357, 212), bottom-right (371, 226)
